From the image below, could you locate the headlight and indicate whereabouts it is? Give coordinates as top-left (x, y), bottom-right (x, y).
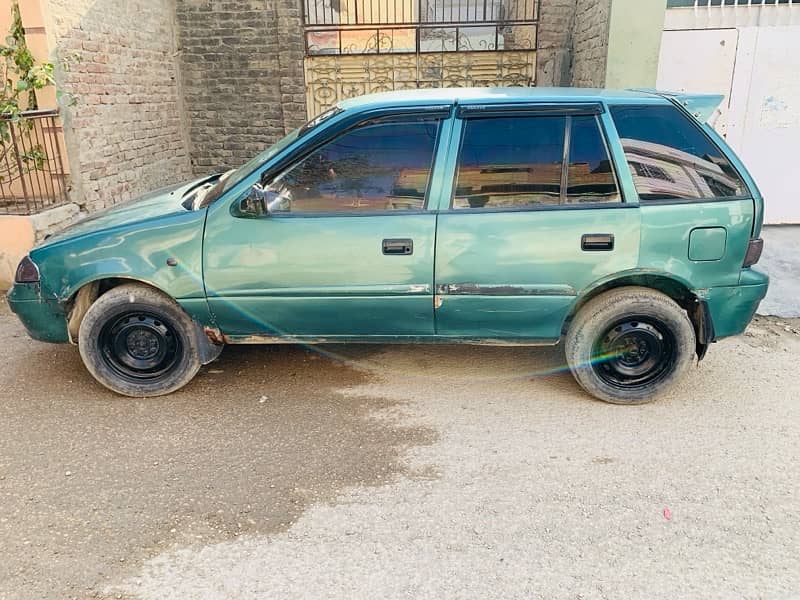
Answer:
top-left (14, 255), bottom-right (40, 283)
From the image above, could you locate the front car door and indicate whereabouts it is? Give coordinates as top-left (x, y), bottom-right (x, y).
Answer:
top-left (433, 103), bottom-right (642, 341)
top-left (202, 108), bottom-right (452, 340)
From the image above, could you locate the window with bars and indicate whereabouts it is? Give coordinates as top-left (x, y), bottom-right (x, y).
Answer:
top-left (631, 161), bottom-right (674, 183)
top-left (303, 0), bottom-right (539, 55)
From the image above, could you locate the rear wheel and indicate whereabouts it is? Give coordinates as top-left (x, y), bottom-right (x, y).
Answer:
top-left (565, 287), bottom-right (695, 405)
top-left (78, 284), bottom-right (202, 397)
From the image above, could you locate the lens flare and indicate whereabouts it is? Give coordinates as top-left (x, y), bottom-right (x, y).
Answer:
top-left (194, 270), bottom-right (628, 384)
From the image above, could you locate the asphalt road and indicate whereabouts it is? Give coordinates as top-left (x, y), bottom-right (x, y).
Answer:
top-left (1, 297), bottom-right (798, 599)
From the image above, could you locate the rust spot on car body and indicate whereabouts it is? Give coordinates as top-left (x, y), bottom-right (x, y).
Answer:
top-left (203, 326), bottom-right (226, 346)
top-left (437, 283), bottom-right (577, 297)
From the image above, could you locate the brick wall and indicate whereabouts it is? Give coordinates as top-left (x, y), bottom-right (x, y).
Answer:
top-left (570, 0), bottom-right (612, 87)
top-left (177, 0), bottom-right (587, 172)
top-left (275, 0), bottom-right (307, 134)
top-left (537, 0), bottom-right (577, 87)
top-left (46, 0), bottom-right (192, 212)
top-left (40, 0), bottom-right (616, 206)
top-left (175, 0), bottom-right (307, 176)
top-left (536, 0), bottom-right (614, 88)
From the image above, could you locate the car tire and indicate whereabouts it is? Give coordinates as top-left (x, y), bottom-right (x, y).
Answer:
top-left (565, 286), bottom-right (696, 405)
top-left (78, 283), bottom-right (202, 397)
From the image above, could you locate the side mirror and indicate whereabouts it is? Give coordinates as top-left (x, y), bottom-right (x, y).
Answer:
top-left (234, 184), bottom-right (292, 218)
top-left (236, 185), bottom-right (269, 218)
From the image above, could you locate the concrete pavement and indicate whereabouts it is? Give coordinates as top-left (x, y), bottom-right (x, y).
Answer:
top-left (758, 225), bottom-right (800, 318)
top-left (1, 298), bottom-right (798, 599)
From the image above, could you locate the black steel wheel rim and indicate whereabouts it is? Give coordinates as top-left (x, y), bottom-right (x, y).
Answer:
top-left (591, 316), bottom-right (677, 389)
top-left (99, 311), bottom-right (182, 381)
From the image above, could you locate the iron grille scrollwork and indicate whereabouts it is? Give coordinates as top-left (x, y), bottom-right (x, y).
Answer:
top-left (302, 0), bottom-right (539, 117)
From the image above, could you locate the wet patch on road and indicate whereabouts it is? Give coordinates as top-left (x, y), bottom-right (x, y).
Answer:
top-left (0, 302), bottom-right (437, 599)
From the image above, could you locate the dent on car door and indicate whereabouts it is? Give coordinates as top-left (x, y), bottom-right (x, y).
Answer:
top-left (433, 107), bottom-right (641, 341)
top-left (202, 113), bottom-right (449, 339)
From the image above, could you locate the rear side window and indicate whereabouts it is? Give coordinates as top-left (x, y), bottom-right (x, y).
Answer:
top-left (610, 104), bottom-right (747, 201)
top-left (452, 114), bottom-right (621, 210)
top-left (454, 116), bottom-right (564, 209)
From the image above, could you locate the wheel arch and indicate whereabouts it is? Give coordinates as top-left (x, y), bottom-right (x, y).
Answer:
top-left (64, 277), bottom-right (222, 365)
top-left (563, 271), bottom-right (713, 360)
top-left (65, 276), bottom-right (170, 342)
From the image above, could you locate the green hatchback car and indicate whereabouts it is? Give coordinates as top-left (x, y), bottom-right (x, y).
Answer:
top-left (8, 88), bottom-right (768, 404)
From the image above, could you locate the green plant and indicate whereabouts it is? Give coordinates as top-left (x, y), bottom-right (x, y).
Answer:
top-left (0, 1), bottom-right (58, 186)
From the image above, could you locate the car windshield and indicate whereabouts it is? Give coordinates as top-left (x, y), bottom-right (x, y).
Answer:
top-left (197, 106), bottom-right (344, 209)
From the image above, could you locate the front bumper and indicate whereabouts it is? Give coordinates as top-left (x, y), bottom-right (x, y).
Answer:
top-left (703, 268), bottom-right (769, 340)
top-left (7, 283), bottom-right (70, 343)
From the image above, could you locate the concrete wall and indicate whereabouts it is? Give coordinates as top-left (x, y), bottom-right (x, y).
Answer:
top-left (0, 217), bottom-right (36, 290)
top-left (0, 203), bottom-right (79, 289)
top-left (568, 0), bottom-right (666, 89)
top-left (540, 0), bottom-right (663, 89)
top-left (42, 0), bottom-right (193, 212)
top-left (604, 0), bottom-right (666, 89)
top-left (175, 0), bottom-right (307, 175)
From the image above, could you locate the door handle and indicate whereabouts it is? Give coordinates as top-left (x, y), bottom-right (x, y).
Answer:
top-left (581, 233), bottom-right (614, 251)
top-left (382, 238), bottom-right (413, 255)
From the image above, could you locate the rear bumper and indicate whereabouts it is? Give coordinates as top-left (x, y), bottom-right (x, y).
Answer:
top-left (703, 268), bottom-right (769, 340)
top-left (6, 283), bottom-right (70, 343)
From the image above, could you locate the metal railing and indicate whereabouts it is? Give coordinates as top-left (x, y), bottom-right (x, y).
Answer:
top-left (0, 109), bottom-right (69, 216)
top-left (668, 0), bottom-right (800, 7)
top-left (303, 0), bottom-right (539, 54)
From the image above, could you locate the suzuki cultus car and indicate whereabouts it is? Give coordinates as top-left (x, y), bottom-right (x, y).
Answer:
top-left (8, 88), bottom-right (768, 404)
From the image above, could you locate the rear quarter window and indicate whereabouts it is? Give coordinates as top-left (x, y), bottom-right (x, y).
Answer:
top-left (609, 104), bottom-right (747, 202)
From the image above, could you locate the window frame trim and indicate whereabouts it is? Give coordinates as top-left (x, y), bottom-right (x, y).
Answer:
top-left (608, 100), bottom-right (753, 205)
top-left (237, 107), bottom-right (451, 219)
top-left (446, 108), bottom-right (627, 213)
top-left (456, 102), bottom-right (604, 118)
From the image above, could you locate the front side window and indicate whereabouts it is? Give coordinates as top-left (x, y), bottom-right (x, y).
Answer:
top-left (610, 104), bottom-right (747, 201)
top-left (262, 119), bottom-right (439, 213)
top-left (452, 114), bottom-right (620, 210)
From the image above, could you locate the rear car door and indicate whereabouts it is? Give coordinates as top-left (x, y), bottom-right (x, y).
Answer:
top-left (608, 101), bottom-right (757, 337)
top-left (202, 110), bottom-right (451, 340)
top-left (433, 103), bottom-right (641, 341)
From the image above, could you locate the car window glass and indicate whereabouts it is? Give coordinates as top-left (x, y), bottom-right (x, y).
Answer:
top-left (263, 120), bottom-right (439, 213)
top-left (453, 116), bottom-right (565, 210)
top-left (220, 105), bottom-right (344, 199)
top-left (610, 104), bottom-right (747, 201)
top-left (566, 115), bottom-right (621, 204)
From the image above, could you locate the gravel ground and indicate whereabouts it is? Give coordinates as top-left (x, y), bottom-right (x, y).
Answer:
top-left (1, 297), bottom-right (798, 599)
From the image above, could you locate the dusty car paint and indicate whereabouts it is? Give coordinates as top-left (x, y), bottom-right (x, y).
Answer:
top-left (8, 176), bottom-right (216, 344)
top-left (8, 87), bottom-right (768, 355)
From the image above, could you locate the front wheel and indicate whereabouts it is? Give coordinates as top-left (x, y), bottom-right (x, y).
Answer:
top-left (565, 287), bottom-right (696, 405)
top-left (78, 284), bottom-right (203, 397)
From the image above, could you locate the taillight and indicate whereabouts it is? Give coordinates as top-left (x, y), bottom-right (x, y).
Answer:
top-left (743, 238), bottom-right (764, 268)
top-left (14, 255), bottom-right (40, 283)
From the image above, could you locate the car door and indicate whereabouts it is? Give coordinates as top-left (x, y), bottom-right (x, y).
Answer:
top-left (202, 110), bottom-right (451, 340)
top-left (433, 103), bottom-right (641, 341)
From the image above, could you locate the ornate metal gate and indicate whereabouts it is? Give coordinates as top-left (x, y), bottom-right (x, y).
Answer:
top-left (302, 0), bottom-right (540, 116)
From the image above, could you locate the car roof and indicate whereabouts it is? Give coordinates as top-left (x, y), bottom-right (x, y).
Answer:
top-left (337, 87), bottom-right (666, 110)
